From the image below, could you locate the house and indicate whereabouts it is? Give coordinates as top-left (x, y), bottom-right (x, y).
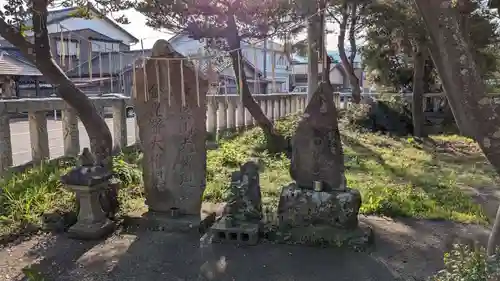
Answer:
top-left (0, 6), bottom-right (140, 97)
top-left (291, 51), bottom-right (364, 91)
top-left (0, 48), bottom-right (43, 98)
top-left (65, 49), bottom-right (151, 97)
top-left (168, 34), bottom-right (293, 94)
top-left (292, 63), bottom-right (348, 91)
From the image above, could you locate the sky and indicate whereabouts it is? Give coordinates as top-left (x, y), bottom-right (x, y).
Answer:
top-left (117, 9), bottom-right (175, 50)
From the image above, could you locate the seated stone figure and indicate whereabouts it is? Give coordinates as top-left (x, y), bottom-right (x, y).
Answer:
top-left (224, 161), bottom-right (262, 226)
top-left (80, 147), bottom-right (96, 167)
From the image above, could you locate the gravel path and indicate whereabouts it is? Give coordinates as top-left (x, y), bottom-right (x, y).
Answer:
top-left (0, 215), bottom-right (490, 281)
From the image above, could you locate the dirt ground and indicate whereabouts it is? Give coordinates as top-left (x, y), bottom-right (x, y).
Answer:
top-left (0, 214), bottom-right (491, 281)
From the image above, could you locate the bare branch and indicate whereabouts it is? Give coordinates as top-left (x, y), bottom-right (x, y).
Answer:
top-left (327, 8), bottom-right (342, 24)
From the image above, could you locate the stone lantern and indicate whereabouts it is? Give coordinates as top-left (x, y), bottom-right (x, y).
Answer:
top-left (61, 148), bottom-right (116, 239)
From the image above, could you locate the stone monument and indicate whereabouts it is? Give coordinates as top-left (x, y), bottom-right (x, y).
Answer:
top-left (277, 82), bottom-right (373, 249)
top-left (211, 161), bottom-right (262, 245)
top-left (60, 148), bottom-right (116, 239)
top-left (133, 40), bottom-right (208, 231)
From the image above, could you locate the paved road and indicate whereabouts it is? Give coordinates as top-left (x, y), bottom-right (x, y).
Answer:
top-left (10, 118), bottom-right (137, 166)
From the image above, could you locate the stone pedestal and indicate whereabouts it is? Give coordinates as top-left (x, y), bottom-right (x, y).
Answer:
top-left (142, 209), bottom-right (202, 233)
top-left (65, 182), bottom-right (115, 240)
top-left (278, 183), bottom-right (361, 229)
top-left (61, 149), bottom-right (117, 240)
top-left (210, 216), bottom-right (259, 245)
top-left (277, 183), bottom-right (373, 249)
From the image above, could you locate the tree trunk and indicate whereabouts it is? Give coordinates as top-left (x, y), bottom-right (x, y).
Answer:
top-left (225, 16), bottom-right (286, 153)
top-left (307, 3), bottom-right (320, 103)
top-left (347, 2), bottom-right (359, 72)
top-left (337, 3), bottom-right (362, 104)
top-left (427, 41), bottom-right (475, 137)
top-left (412, 42), bottom-right (426, 137)
top-left (414, 0), bottom-right (500, 256)
top-left (489, 204), bottom-right (500, 257)
top-left (0, 1), bottom-right (113, 163)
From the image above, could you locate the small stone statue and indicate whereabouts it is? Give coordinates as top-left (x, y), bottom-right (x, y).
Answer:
top-left (240, 161), bottom-right (262, 215)
top-left (224, 171), bottom-right (246, 225)
top-left (79, 148), bottom-right (98, 174)
top-left (80, 148), bottom-right (96, 167)
top-left (224, 161), bottom-right (263, 226)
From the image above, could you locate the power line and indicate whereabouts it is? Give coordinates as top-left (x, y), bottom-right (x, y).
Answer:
top-left (57, 5), bottom-right (330, 66)
top-left (145, 6), bottom-right (330, 61)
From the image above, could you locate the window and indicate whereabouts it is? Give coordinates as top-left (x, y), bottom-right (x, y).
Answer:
top-left (91, 40), bottom-right (120, 52)
top-left (56, 40), bottom-right (79, 56)
top-left (278, 56), bottom-right (285, 66)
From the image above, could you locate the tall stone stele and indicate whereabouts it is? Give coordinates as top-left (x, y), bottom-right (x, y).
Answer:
top-left (277, 82), bottom-right (373, 249)
top-left (133, 40), bottom-right (208, 229)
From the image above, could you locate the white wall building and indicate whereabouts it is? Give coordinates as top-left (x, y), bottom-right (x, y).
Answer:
top-left (168, 34), bottom-right (292, 94)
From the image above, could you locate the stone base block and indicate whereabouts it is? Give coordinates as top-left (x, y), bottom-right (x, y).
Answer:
top-left (142, 211), bottom-right (202, 233)
top-left (67, 219), bottom-right (115, 240)
top-left (277, 183), bottom-right (361, 229)
top-left (210, 216), bottom-right (259, 245)
top-left (280, 221), bottom-right (374, 251)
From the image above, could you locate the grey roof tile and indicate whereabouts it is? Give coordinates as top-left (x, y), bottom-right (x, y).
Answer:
top-left (0, 51), bottom-right (42, 76)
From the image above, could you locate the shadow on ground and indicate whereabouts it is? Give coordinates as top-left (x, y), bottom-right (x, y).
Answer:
top-left (0, 211), bottom-right (490, 281)
top-left (8, 226), bottom-right (396, 281)
top-left (422, 138), bottom-right (500, 222)
top-left (341, 133), bottom-right (498, 223)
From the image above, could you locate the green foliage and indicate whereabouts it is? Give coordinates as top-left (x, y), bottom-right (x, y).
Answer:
top-left (431, 244), bottom-right (500, 281)
top-left (0, 159), bottom-right (76, 235)
top-left (342, 95), bottom-right (413, 135)
top-left (68, 6), bottom-right (92, 19)
top-left (204, 116), bottom-right (297, 202)
top-left (344, 131), bottom-right (490, 224)
top-left (207, 115), bottom-right (489, 225)
top-left (341, 103), bottom-right (374, 130)
top-left (22, 266), bottom-right (47, 281)
top-left (0, 115), bottom-right (494, 240)
top-left (362, 0), bottom-right (500, 90)
top-left (361, 0), bottom-right (429, 91)
top-left (0, 153), bottom-right (144, 238)
top-left (111, 153), bottom-right (142, 188)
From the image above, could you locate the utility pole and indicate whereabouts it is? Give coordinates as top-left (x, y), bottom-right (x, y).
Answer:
top-left (263, 39), bottom-right (267, 94)
top-left (307, 2), bottom-right (320, 102)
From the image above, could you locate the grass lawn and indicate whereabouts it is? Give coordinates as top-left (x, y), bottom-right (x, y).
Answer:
top-left (0, 115), bottom-right (495, 240)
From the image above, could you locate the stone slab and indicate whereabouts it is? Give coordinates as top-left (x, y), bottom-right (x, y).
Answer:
top-left (67, 219), bottom-right (115, 240)
top-left (277, 183), bottom-right (361, 229)
top-left (210, 216), bottom-right (260, 245)
top-left (133, 39), bottom-right (208, 215)
top-left (290, 82), bottom-right (346, 191)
